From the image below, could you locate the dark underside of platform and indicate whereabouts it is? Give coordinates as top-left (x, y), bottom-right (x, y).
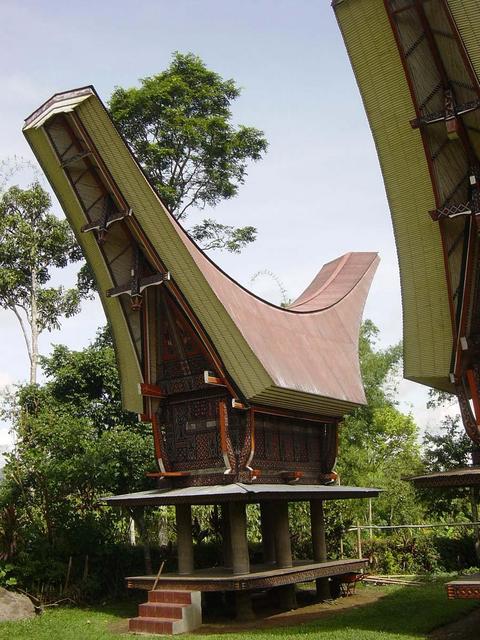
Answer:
top-left (127, 558), bottom-right (367, 592)
top-left (446, 573), bottom-right (480, 599)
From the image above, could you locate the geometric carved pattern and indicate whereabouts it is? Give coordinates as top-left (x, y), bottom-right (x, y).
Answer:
top-left (161, 394), bottom-right (226, 471)
top-left (447, 583), bottom-right (480, 600)
top-left (252, 413), bottom-right (335, 475)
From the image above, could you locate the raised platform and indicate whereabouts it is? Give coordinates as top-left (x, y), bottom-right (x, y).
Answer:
top-left (127, 558), bottom-right (367, 592)
top-left (446, 573), bottom-right (480, 600)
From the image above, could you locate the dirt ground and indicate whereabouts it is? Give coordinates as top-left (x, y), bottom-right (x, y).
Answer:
top-left (197, 587), bottom-right (387, 634)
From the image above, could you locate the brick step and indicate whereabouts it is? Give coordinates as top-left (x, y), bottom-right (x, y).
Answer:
top-left (139, 602), bottom-right (184, 619)
top-left (129, 616), bottom-right (175, 635)
top-left (148, 590), bottom-right (192, 605)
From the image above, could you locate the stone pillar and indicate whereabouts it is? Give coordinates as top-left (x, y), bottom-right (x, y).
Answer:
top-left (228, 502), bottom-right (250, 575)
top-left (176, 504), bottom-right (194, 575)
top-left (310, 499), bottom-right (330, 600)
top-left (260, 501), bottom-right (276, 565)
top-left (273, 501), bottom-right (296, 609)
top-left (234, 591), bottom-right (255, 621)
top-left (221, 504), bottom-right (232, 569)
top-left (273, 501), bottom-right (292, 568)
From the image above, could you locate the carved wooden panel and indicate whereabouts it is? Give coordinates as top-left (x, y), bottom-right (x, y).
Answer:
top-left (160, 394), bottom-right (227, 471)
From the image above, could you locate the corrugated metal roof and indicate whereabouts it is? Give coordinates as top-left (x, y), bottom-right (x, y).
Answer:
top-left (103, 482), bottom-right (381, 506)
top-left (408, 466), bottom-right (480, 488)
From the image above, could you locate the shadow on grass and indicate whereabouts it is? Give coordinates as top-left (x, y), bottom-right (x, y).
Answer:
top-left (242, 585), bottom-right (478, 639)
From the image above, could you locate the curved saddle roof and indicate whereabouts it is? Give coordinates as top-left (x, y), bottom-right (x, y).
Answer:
top-left (334, 0), bottom-right (480, 393)
top-left (23, 87), bottom-right (378, 416)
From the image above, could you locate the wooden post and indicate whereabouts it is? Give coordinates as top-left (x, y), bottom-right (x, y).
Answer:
top-left (176, 504), bottom-right (194, 575)
top-left (356, 521), bottom-right (363, 558)
top-left (228, 502), bottom-right (250, 575)
top-left (311, 499), bottom-right (330, 600)
top-left (368, 498), bottom-right (373, 541)
top-left (274, 501), bottom-right (292, 568)
top-left (260, 501), bottom-right (276, 565)
top-left (471, 487), bottom-right (480, 562)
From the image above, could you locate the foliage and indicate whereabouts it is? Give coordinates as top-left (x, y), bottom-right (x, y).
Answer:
top-left (423, 414), bottom-right (473, 471)
top-left (418, 415), bottom-right (475, 522)
top-left (0, 328), bottom-right (155, 598)
top-left (109, 52), bottom-right (268, 252)
top-left (0, 182), bottom-right (84, 383)
top-left (338, 321), bottom-right (423, 527)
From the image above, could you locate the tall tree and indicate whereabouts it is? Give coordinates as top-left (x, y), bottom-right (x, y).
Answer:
top-left (109, 52), bottom-right (268, 253)
top-left (0, 182), bottom-right (84, 383)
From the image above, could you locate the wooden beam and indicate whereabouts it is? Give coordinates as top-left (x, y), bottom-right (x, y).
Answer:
top-left (139, 383), bottom-right (166, 399)
top-left (146, 471), bottom-right (190, 478)
top-left (204, 371), bottom-right (227, 386)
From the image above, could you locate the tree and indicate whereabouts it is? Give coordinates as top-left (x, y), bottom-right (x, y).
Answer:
top-left (338, 321), bottom-right (423, 526)
top-left (0, 183), bottom-right (84, 383)
top-left (423, 415), bottom-right (473, 472)
top-left (0, 328), bottom-right (155, 587)
top-left (109, 52), bottom-right (268, 253)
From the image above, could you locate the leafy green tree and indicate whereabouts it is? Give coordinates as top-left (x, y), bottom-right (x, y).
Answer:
top-left (109, 52), bottom-right (268, 252)
top-left (423, 415), bottom-right (473, 471)
top-left (0, 329), bottom-right (155, 581)
top-left (0, 182), bottom-right (84, 383)
top-left (338, 321), bottom-right (423, 526)
top-left (419, 415), bottom-right (476, 523)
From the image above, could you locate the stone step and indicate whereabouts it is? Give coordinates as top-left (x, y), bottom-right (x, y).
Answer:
top-left (129, 616), bottom-right (175, 635)
top-left (148, 589), bottom-right (192, 605)
top-left (138, 602), bottom-right (184, 619)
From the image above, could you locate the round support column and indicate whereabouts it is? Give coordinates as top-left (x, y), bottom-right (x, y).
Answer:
top-left (310, 499), bottom-right (330, 600)
top-left (175, 504), bottom-right (194, 575)
top-left (260, 501), bottom-right (276, 565)
top-left (221, 504), bottom-right (232, 569)
top-left (228, 502), bottom-right (250, 575)
top-left (273, 501), bottom-right (292, 568)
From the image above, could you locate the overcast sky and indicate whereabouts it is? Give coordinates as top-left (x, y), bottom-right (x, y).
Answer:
top-left (0, 0), bottom-right (455, 445)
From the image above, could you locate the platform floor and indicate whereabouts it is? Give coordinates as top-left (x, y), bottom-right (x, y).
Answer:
top-left (446, 573), bottom-right (480, 599)
top-left (127, 558), bottom-right (367, 592)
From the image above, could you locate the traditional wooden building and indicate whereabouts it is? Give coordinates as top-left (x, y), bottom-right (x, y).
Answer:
top-left (334, 0), bottom-right (480, 601)
top-left (23, 87), bottom-right (380, 634)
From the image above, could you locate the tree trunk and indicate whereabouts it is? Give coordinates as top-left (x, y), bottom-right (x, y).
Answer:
top-left (30, 269), bottom-right (39, 385)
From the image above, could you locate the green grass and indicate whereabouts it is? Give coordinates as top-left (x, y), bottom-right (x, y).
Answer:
top-left (0, 583), bottom-right (477, 640)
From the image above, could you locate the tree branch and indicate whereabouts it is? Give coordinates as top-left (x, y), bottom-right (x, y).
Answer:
top-left (9, 305), bottom-right (32, 364)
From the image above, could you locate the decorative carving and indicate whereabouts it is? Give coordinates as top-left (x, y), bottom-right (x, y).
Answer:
top-left (456, 374), bottom-right (480, 444)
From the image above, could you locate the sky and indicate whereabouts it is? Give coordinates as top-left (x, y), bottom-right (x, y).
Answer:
top-left (0, 0), bottom-right (456, 446)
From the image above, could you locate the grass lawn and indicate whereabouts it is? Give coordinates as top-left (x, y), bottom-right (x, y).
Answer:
top-left (0, 582), bottom-right (477, 640)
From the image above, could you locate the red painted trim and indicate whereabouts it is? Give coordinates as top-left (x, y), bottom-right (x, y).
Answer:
top-left (140, 383), bottom-right (166, 399)
top-left (466, 369), bottom-right (480, 425)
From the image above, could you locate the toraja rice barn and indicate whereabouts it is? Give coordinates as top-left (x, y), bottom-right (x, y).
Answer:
top-left (333, 0), bottom-right (480, 600)
top-left (334, 0), bottom-right (480, 444)
top-left (23, 87), bottom-right (380, 633)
